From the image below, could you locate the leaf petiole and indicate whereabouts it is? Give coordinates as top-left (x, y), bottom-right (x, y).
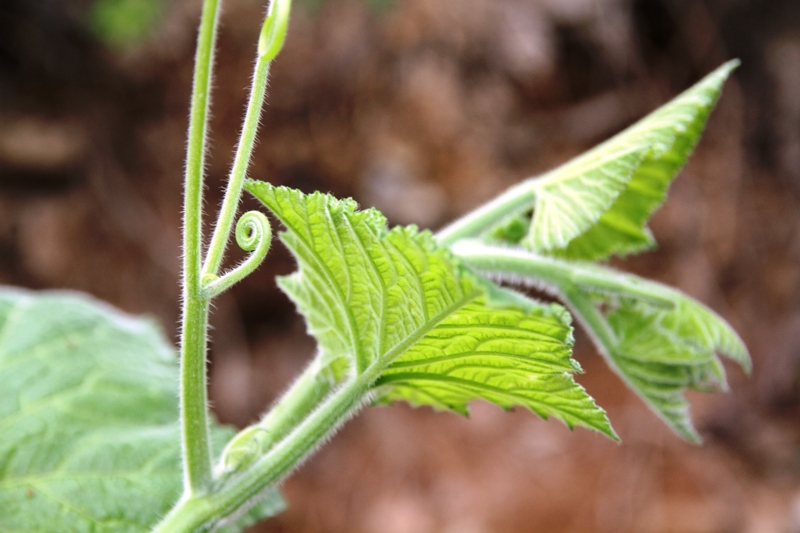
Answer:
top-left (436, 180), bottom-right (536, 247)
top-left (451, 239), bottom-right (676, 307)
top-left (155, 366), bottom-right (376, 533)
top-left (217, 360), bottom-right (334, 475)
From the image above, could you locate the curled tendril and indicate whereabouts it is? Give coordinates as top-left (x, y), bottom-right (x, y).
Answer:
top-left (202, 210), bottom-right (272, 299)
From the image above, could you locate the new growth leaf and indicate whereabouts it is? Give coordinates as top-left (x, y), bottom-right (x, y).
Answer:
top-left (460, 61), bottom-right (741, 261)
top-left (452, 242), bottom-right (750, 442)
top-left (441, 60), bottom-right (748, 442)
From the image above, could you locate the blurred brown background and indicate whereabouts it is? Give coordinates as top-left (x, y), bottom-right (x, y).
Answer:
top-left (1, 0), bottom-right (799, 531)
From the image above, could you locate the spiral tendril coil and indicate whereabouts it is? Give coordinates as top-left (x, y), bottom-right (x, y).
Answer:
top-left (202, 210), bottom-right (272, 299)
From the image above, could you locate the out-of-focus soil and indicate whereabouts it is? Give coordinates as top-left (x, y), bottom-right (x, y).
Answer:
top-left (1, 0), bottom-right (799, 531)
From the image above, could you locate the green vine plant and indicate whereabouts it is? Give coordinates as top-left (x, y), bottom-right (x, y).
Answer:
top-left (0, 0), bottom-right (750, 531)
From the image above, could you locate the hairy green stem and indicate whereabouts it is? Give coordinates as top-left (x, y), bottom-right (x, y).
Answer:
top-left (203, 56), bottom-right (272, 279)
top-left (154, 368), bottom-right (375, 533)
top-left (251, 362), bottom-right (334, 448)
top-left (216, 361), bottom-right (334, 476)
top-left (172, 0), bottom-right (310, 527)
top-left (179, 0), bottom-right (221, 495)
top-left (179, 302), bottom-right (212, 494)
top-left (436, 181), bottom-right (536, 247)
top-left (450, 240), bottom-right (675, 307)
top-left (173, 0), bottom-right (293, 520)
top-left (450, 240), bottom-right (570, 289)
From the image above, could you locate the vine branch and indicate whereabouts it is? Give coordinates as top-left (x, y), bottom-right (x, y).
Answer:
top-left (178, 0), bottom-right (221, 495)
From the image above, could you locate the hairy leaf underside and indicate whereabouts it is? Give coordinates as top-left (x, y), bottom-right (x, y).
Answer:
top-left (495, 60), bottom-right (739, 261)
top-left (563, 263), bottom-right (750, 442)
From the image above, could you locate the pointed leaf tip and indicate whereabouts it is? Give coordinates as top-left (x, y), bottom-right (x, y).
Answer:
top-left (552, 61), bottom-right (739, 260)
top-left (490, 61), bottom-right (739, 261)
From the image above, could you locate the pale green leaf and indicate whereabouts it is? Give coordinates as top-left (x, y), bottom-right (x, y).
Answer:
top-left (511, 61), bottom-right (737, 259)
top-left (564, 265), bottom-right (750, 442)
top-left (525, 142), bottom-right (647, 251)
top-left (245, 182), bottom-right (616, 438)
top-left (0, 289), bottom-right (284, 532)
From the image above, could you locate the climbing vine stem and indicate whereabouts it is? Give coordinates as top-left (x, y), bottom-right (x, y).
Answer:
top-left (179, 0), bottom-right (221, 495)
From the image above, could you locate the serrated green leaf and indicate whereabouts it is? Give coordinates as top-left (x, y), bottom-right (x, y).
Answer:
top-left (564, 265), bottom-right (749, 442)
top-left (0, 289), bottom-right (284, 532)
top-left (509, 61), bottom-right (737, 260)
top-left (374, 286), bottom-right (615, 433)
top-left (245, 182), bottom-right (616, 438)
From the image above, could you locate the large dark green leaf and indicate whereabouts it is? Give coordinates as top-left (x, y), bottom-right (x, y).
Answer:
top-left (0, 289), bottom-right (284, 532)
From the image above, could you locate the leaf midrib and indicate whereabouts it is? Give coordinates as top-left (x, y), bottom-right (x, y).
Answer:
top-left (368, 291), bottom-right (481, 375)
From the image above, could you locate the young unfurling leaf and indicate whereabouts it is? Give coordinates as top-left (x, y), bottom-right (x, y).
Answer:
top-left (562, 268), bottom-right (749, 441)
top-left (488, 61), bottom-right (738, 260)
